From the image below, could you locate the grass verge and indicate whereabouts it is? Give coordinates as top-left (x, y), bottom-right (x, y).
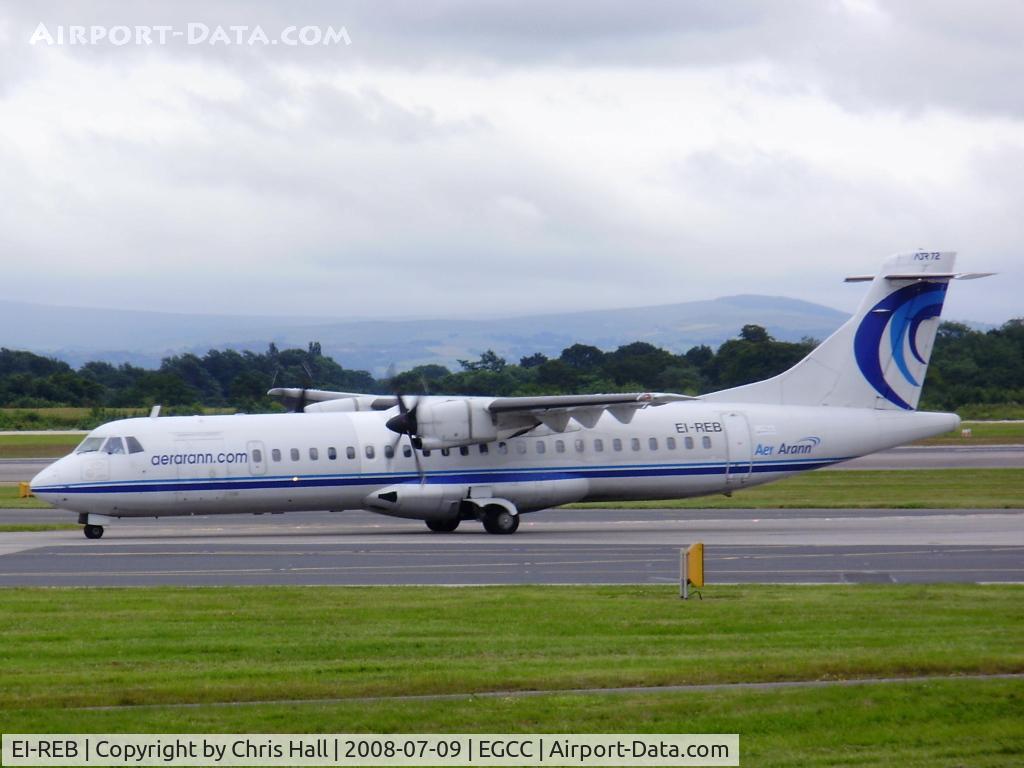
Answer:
top-left (1, 585), bottom-right (1021, 766)
top-left (0, 433), bottom-right (82, 458)
top-left (918, 419), bottom-right (1024, 445)
top-left (2, 585), bottom-right (1021, 711)
top-left (572, 468), bottom-right (1024, 509)
top-left (3, 681), bottom-right (1020, 767)
top-left (0, 484), bottom-right (54, 509)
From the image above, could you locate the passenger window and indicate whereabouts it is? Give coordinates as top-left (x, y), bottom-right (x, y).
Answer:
top-left (459, 446), bottom-right (469, 456)
top-left (575, 439), bottom-right (584, 453)
top-left (555, 440), bottom-right (565, 453)
top-left (103, 437), bottom-right (125, 455)
top-left (252, 448), bottom-right (263, 463)
top-left (631, 438), bottom-right (641, 451)
top-left (403, 445), bottom-right (412, 457)
top-left (685, 437), bottom-right (694, 450)
top-left (479, 444), bottom-right (489, 454)
top-left (666, 437), bottom-right (676, 450)
top-left (290, 448), bottom-right (300, 461)
top-left (649, 437), bottom-right (658, 451)
top-left (385, 445), bottom-right (395, 459)
top-left (516, 442), bottom-right (527, 455)
top-left (328, 447), bottom-right (337, 460)
top-left (272, 449), bottom-right (281, 462)
top-left (498, 442), bottom-right (509, 455)
top-left (536, 441), bottom-right (546, 454)
top-left (346, 446), bottom-right (356, 459)
top-left (125, 436), bottom-right (145, 454)
top-left (594, 438), bottom-right (604, 452)
top-left (365, 445), bottom-right (375, 459)
top-left (309, 447), bottom-right (319, 460)
top-left (613, 438), bottom-right (622, 452)
top-left (702, 436), bottom-right (712, 449)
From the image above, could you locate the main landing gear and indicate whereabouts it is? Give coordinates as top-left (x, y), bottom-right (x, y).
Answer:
top-left (423, 504), bottom-right (521, 535)
top-left (425, 518), bottom-right (460, 533)
top-left (83, 524), bottom-right (104, 539)
top-left (482, 507), bottom-right (519, 535)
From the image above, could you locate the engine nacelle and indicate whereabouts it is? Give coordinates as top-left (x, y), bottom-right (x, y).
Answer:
top-left (415, 399), bottom-right (501, 450)
top-left (364, 484), bottom-right (464, 520)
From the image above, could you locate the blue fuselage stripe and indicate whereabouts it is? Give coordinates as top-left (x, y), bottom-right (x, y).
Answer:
top-left (34, 457), bottom-right (848, 495)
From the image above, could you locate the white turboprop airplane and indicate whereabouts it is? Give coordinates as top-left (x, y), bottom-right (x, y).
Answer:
top-left (31, 251), bottom-right (990, 538)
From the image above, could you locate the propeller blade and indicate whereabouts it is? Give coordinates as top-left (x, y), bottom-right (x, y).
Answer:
top-left (386, 393), bottom-right (419, 435)
top-left (410, 436), bottom-right (425, 485)
top-left (384, 393), bottom-right (425, 485)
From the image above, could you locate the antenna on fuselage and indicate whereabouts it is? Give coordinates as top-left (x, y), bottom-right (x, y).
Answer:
top-left (149, 405), bottom-right (161, 418)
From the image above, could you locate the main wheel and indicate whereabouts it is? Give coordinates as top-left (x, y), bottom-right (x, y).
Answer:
top-left (482, 508), bottom-right (519, 535)
top-left (426, 518), bottom-right (460, 533)
top-left (83, 524), bottom-right (104, 539)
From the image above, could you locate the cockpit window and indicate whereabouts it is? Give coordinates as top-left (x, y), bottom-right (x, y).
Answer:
top-left (125, 436), bottom-right (144, 454)
top-left (75, 436), bottom-right (105, 454)
top-left (102, 437), bottom-right (125, 455)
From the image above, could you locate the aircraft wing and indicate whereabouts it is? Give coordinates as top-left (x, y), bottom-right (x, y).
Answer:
top-left (486, 392), bottom-right (696, 430)
top-left (270, 387), bottom-right (696, 432)
top-left (267, 388), bottom-right (397, 411)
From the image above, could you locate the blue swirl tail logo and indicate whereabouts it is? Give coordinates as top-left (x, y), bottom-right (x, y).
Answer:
top-left (853, 281), bottom-right (947, 409)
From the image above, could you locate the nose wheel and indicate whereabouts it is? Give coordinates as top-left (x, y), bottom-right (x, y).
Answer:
top-left (83, 524), bottom-right (104, 539)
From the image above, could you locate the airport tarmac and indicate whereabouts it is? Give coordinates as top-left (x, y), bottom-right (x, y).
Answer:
top-left (3, 444), bottom-right (1020, 485)
top-left (0, 507), bottom-right (1020, 587)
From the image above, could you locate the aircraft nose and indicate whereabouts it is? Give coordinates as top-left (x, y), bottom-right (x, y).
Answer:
top-left (30, 461), bottom-right (64, 495)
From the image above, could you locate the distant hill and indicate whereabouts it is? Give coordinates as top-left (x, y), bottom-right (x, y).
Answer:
top-left (0, 295), bottom-right (851, 374)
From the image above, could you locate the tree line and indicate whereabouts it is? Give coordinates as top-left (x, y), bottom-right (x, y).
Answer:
top-left (0, 320), bottom-right (1021, 414)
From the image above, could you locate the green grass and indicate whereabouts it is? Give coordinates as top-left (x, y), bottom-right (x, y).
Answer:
top-left (0, 524), bottom-right (76, 532)
top-left (0, 407), bottom-right (237, 432)
top-left (918, 419), bottom-right (1024, 445)
top-left (1, 585), bottom-right (1021, 766)
top-left (2, 585), bottom-right (1021, 711)
top-left (573, 468), bottom-right (1024, 509)
top-left (950, 403), bottom-right (1024, 420)
top-left (0, 433), bottom-right (82, 458)
top-left (0, 484), bottom-right (54, 508)
top-left (4, 681), bottom-right (1019, 767)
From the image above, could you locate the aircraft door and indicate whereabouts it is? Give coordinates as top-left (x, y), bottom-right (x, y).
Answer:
top-left (247, 440), bottom-right (267, 476)
top-left (721, 412), bottom-right (752, 487)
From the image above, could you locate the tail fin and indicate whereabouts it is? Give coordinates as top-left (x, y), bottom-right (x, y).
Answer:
top-left (704, 251), bottom-right (990, 410)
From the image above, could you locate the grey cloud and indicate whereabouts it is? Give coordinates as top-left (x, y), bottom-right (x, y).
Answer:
top-left (7, 1), bottom-right (1024, 118)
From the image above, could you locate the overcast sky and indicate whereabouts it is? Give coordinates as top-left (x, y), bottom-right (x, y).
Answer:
top-left (1, 0), bottom-right (1021, 323)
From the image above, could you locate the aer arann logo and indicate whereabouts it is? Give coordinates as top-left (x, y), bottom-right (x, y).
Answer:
top-left (754, 436), bottom-right (821, 457)
top-left (853, 281), bottom-right (948, 410)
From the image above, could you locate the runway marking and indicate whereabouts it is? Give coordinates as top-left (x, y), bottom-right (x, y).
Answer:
top-left (712, 568), bottom-right (1024, 574)
top-left (0, 558), bottom-right (679, 578)
top-left (39, 549), bottom-right (674, 557)
top-left (75, 672), bottom-right (1024, 711)
top-left (715, 546), bottom-right (1024, 561)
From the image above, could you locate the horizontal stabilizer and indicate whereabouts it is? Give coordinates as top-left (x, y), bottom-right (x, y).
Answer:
top-left (845, 271), bottom-right (995, 283)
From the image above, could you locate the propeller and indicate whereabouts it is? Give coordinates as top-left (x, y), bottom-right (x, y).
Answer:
top-left (266, 358), bottom-right (318, 413)
top-left (386, 393), bottom-right (425, 484)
